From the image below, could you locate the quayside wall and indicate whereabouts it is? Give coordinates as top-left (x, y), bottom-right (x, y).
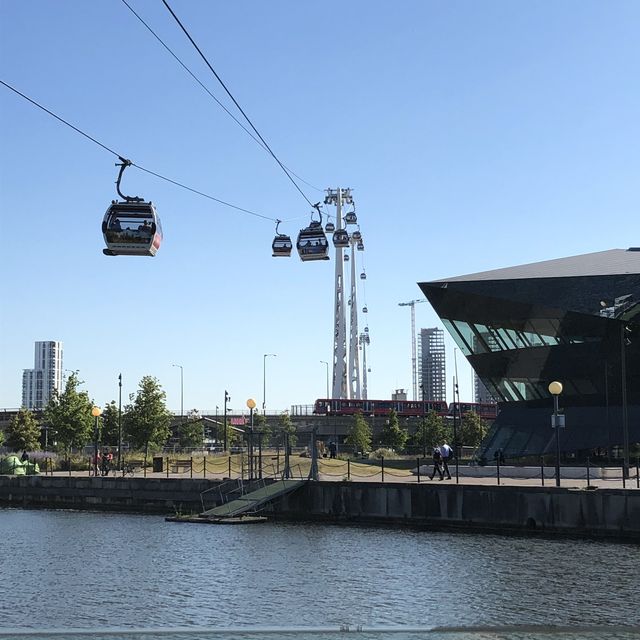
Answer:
top-left (0, 476), bottom-right (638, 541)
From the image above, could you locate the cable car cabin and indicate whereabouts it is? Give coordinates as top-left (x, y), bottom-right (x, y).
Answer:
top-left (344, 254), bottom-right (349, 261)
top-left (296, 221), bottom-right (329, 261)
top-left (351, 230), bottom-right (362, 241)
top-left (332, 229), bottom-right (350, 247)
top-left (360, 272), bottom-right (367, 280)
top-left (272, 233), bottom-right (293, 257)
top-left (325, 221), bottom-right (335, 232)
top-left (357, 240), bottom-right (364, 251)
top-left (344, 211), bottom-right (357, 225)
top-left (363, 306), bottom-right (368, 313)
top-left (102, 201), bottom-right (162, 257)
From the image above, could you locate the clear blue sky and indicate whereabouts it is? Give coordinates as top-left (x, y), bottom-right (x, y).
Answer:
top-left (1, 0), bottom-right (638, 413)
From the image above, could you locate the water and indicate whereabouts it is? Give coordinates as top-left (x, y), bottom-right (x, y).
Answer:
top-left (0, 509), bottom-right (638, 639)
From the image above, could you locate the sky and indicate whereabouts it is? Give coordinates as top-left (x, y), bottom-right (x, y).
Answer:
top-left (1, 0), bottom-right (638, 414)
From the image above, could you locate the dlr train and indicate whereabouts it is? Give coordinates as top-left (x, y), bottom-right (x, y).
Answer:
top-left (313, 398), bottom-right (498, 420)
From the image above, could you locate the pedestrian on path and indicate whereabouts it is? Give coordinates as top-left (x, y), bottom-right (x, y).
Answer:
top-left (440, 442), bottom-right (453, 480)
top-left (429, 447), bottom-right (444, 480)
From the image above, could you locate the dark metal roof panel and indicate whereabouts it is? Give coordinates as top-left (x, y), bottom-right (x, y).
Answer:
top-left (425, 249), bottom-right (640, 283)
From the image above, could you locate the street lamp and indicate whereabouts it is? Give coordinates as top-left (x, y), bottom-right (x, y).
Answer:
top-left (172, 364), bottom-right (184, 425)
top-left (320, 361), bottom-right (329, 398)
top-left (117, 373), bottom-right (123, 473)
top-left (263, 354), bottom-right (276, 415)
top-left (91, 406), bottom-right (102, 477)
top-left (224, 390), bottom-right (231, 452)
top-left (548, 381), bottom-right (564, 487)
top-left (247, 398), bottom-right (256, 479)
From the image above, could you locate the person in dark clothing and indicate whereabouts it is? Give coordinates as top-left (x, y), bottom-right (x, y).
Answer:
top-left (429, 447), bottom-right (444, 480)
top-left (328, 441), bottom-right (337, 459)
top-left (21, 451), bottom-right (29, 463)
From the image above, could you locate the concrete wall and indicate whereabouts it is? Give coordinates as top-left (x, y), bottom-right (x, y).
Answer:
top-left (1, 476), bottom-right (638, 541)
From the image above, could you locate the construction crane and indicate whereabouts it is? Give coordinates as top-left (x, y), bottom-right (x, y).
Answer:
top-left (398, 299), bottom-right (426, 400)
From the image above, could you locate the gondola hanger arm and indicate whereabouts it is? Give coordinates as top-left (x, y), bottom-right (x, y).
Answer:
top-left (115, 157), bottom-right (143, 203)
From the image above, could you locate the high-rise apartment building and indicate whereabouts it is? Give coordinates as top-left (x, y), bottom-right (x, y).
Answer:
top-left (22, 341), bottom-right (63, 409)
top-left (474, 373), bottom-right (495, 403)
top-left (418, 327), bottom-right (446, 401)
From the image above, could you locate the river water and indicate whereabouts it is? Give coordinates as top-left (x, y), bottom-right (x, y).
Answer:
top-left (0, 509), bottom-right (638, 640)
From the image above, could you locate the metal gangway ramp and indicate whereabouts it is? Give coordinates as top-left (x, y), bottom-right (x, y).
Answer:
top-left (199, 476), bottom-right (306, 520)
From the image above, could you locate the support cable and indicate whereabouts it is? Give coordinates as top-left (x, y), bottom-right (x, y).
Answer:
top-left (120, 0), bottom-right (323, 193)
top-left (161, 0), bottom-right (315, 208)
top-left (1, 79), bottom-right (274, 222)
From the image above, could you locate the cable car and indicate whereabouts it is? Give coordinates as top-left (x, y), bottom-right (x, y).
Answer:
top-left (364, 326), bottom-right (369, 333)
top-left (363, 306), bottom-right (368, 313)
top-left (102, 159), bottom-right (162, 257)
top-left (102, 201), bottom-right (162, 257)
top-left (351, 230), bottom-right (362, 241)
top-left (360, 272), bottom-right (367, 280)
top-left (296, 208), bottom-right (329, 261)
top-left (357, 240), bottom-right (364, 251)
top-left (272, 220), bottom-right (292, 257)
top-left (344, 254), bottom-right (349, 261)
top-left (332, 228), bottom-right (349, 247)
top-left (325, 221), bottom-right (335, 233)
top-left (344, 210), bottom-right (357, 225)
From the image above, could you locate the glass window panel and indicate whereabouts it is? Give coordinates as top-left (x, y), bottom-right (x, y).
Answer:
top-left (443, 319), bottom-right (472, 356)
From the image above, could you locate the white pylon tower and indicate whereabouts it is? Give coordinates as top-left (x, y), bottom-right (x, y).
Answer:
top-left (348, 238), bottom-right (361, 399)
top-left (398, 299), bottom-right (426, 401)
top-left (325, 188), bottom-right (353, 398)
top-left (360, 331), bottom-right (370, 399)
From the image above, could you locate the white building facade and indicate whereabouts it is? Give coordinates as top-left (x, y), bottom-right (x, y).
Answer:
top-left (418, 327), bottom-right (447, 402)
top-left (22, 341), bottom-right (63, 409)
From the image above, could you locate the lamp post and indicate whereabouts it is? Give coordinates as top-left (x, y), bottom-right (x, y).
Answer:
top-left (548, 381), bottom-right (564, 487)
top-left (223, 390), bottom-right (230, 451)
top-left (621, 323), bottom-right (631, 480)
top-left (91, 406), bottom-right (102, 477)
top-left (262, 354), bottom-right (276, 415)
top-left (320, 361), bottom-right (330, 398)
top-left (247, 398), bottom-right (256, 479)
top-left (117, 373), bottom-right (123, 472)
top-left (172, 364), bottom-right (184, 425)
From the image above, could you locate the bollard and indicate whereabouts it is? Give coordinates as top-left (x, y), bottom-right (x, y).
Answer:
top-left (496, 454), bottom-right (501, 486)
top-left (347, 459), bottom-right (351, 481)
top-left (541, 456), bottom-right (545, 487)
top-left (190, 457), bottom-right (193, 479)
top-left (228, 456), bottom-right (232, 479)
top-left (586, 456), bottom-right (590, 488)
top-left (381, 457), bottom-right (385, 483)
top-left (203, 457), bottom-right (207, 478)
top-left (417, 458), bottom-right (421, 484)
top-left (166, 457), bottom-right (170, 478)
top-left (622, 462), bottom-right (626, 489)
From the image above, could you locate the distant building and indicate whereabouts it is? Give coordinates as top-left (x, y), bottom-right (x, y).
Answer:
top-left (22, 341), bottom-right (63, 410)
top-left (474, 373), bottom-right (495, 403)
top-left (418, 327), bottom-right (446, 401)
top-left (391, 389), bottom-right (407, 401)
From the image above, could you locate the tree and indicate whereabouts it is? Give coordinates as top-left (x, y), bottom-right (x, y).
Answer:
top-left (459, 411), bottom-right (489, 448)
top-left (6, 409), bottom-right (41, 452)
top-left (411, 410), bottom-right (447, 455)
top-left (254, 413), bottom-right (271, 448)
top-left (124, 376), bottom-right (172, 459)
top-left (345, 412), bottom-right (372, 454)
top-left (179, 410), bottom-right (204, 449)
top-left (44, 372), bottom-right (94, 453)
top-left (279, 411), bottom-right (297, 447)
top-left (380, 409), bottom-right (408, 452)
top-left (101, 401), bottom-right (120, 447)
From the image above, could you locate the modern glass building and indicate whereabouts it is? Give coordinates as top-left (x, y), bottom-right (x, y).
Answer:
top-left (420, 248), bottom-right (640, 461)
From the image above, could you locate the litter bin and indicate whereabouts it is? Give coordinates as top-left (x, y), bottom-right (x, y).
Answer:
top-left (152, 456), bottom-right (163, 473)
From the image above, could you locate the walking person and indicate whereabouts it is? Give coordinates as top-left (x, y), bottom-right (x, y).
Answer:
top-left (440, 442), bottom-right (453, 480)
top-left (429, 446), bottom-right (444, 480)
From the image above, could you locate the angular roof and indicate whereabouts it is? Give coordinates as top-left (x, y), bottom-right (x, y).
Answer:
top-left (427, 249), bottom-right (640, 283)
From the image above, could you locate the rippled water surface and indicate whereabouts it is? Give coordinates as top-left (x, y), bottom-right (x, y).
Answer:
top-left (0, 509), bottom-right (638, 638)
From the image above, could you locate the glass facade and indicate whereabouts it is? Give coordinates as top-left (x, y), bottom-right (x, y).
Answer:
top-left (420, 271), bottom-right (640, 459)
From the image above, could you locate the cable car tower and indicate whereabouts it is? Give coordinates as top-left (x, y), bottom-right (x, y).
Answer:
top-left (324, 188), bottom-right (353, 398)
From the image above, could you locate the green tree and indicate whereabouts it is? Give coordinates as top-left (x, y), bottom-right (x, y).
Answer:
top-left (6, 408), bottom-right (41, 452)
top-left (380, 409), bottom-right (408, 452)
top-left (345, 412), bottom-right (372, 454)
top-left (412, 410), bottom-right (447, 455)
top-left (44, 372), bottom-right (94, 453)
top-left (101, 401), bottom-right (121, 447)
top-left (179, 410), bottom-right (204, 449)
top-left (459, 411), bottom-right (489, 448)
top-left (0, 428), bottom-right (4, 446)
top-left (124, 376), bottom-right (172, 460)
top-left (254, 413), bottom-right (272, 448)
top-left (279, 411), bottom-right (297, 447)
